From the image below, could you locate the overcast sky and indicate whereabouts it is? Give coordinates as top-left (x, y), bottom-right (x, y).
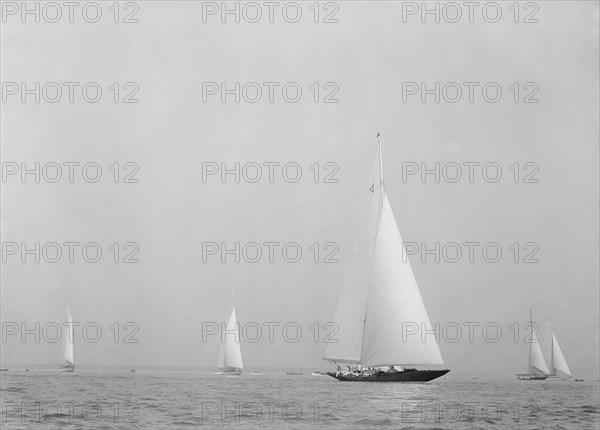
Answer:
top-left (1, 1), bottom-right (598, 378)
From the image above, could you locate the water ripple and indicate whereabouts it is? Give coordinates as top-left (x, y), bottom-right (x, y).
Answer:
top-left (1, 372), bottom-right (598, 429)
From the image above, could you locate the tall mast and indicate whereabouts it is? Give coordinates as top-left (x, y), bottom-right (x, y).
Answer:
top-left (529, 308), bottom-right (533, 372)
top-left (67, 299), bottom-right (72, 344)
top-left (549, 319), bottom-right (554, 376)
top-left (377, 133), bottom-right (384, 201)
top-left (359, 133), bottom-right (384, 366)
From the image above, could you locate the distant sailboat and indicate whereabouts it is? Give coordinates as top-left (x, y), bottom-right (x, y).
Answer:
top-left (324, 134), bottom-right (449, 382)
top-left (216, 287), bottom-right (243, 376)
top-left (286, 365), bottom-right (303, 376)
top-left (59, 302), bottom-right (74, 372)
top-left (548, 329), bottom-right (572, 380)
top-left (517, 310), bottom-right (548, 380)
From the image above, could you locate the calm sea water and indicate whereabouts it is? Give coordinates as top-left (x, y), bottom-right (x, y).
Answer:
top-left (1, 371), bottom-right (598, 429)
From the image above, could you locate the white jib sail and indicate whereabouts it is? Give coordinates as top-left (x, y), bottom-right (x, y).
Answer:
top-left (551, 332), bottom-right (571, 377)
top-left (528, 330), bottom-right (549, 375)
top-left (63, 304), bottom-right (74, 366)
top-left (361, 193), bottom-right (445, 368)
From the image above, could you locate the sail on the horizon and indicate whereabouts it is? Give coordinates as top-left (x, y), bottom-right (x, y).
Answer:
top-left (528, 330), bottom-right (549, 375)
top-left (217, 290), bottom-right (243, 372)
top-left (517, 310), bottom-right (550, 380)
top-left (61, 302), bottom-right (74, 371)
top-left (550, 332), bottom-right (572, 377)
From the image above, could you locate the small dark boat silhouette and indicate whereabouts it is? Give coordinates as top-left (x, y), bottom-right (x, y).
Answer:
top-left (328, 368), bottom-right (449, 382)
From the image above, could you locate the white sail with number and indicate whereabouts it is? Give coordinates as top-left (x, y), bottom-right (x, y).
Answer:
top-left (323, 159), bottom-right (379, 364)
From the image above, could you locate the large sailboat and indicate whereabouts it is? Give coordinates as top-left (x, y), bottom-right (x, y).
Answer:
top-left (547, 328), bottom-right (572, 380)
top-left (215, 288), bottom-right (243, 376)
top-left (59, 302), bottom-right (74, 372)
top-left (324, 134), bottom-right (449, 382)
top-left (516, 310), bottom-right (549, 380)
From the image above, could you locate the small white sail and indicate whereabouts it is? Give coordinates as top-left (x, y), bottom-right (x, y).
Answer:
top-left (63, 304), bottom-right (74, 366)
top-left (361, 194), bottom-right (445, 368)
top-left (223, 306), bottom-right (243, 370)
top-left (217, 289), bottom-right (243, 372)
top-left (551, 332), bottom-right (572, 377)
top-left (528, 330), bottom-right (549, 375)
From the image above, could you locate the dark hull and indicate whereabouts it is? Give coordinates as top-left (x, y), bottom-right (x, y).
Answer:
top-left (327, 369), bottom-right (449, 382)
top-left (516, 374), bottom-right (547, 380)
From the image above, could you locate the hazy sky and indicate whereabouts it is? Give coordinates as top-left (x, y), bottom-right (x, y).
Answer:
top-left (1, 1), bottom-right (598, 378)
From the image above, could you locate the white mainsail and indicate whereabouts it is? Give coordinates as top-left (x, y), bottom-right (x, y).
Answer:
top-left (324, 137), bottom-right (445, 368)
top-left (63, 303), bottom-right (74, 367)
top-left (550, 332), bottom-right (571, 377)
top-left (323, 158), bottom-right (380, 364)
top-left (217, 289), bottom-right (243, 371)
top-left (528, 330), bottom-right (549, 375)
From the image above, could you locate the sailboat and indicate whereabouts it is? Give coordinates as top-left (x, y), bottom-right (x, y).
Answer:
top-left (286, 365), bottom-right (303, 376)
top-left (516, 310), bottom-right (549, 380)
top-left (59, 302), bottom-right (74, 372)
top-left (547, 329), bottom-right (572, 380)
top-left (324, 134), bottom-right (450, 382)
top-left (215, 287), bottom-right (243, 376)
